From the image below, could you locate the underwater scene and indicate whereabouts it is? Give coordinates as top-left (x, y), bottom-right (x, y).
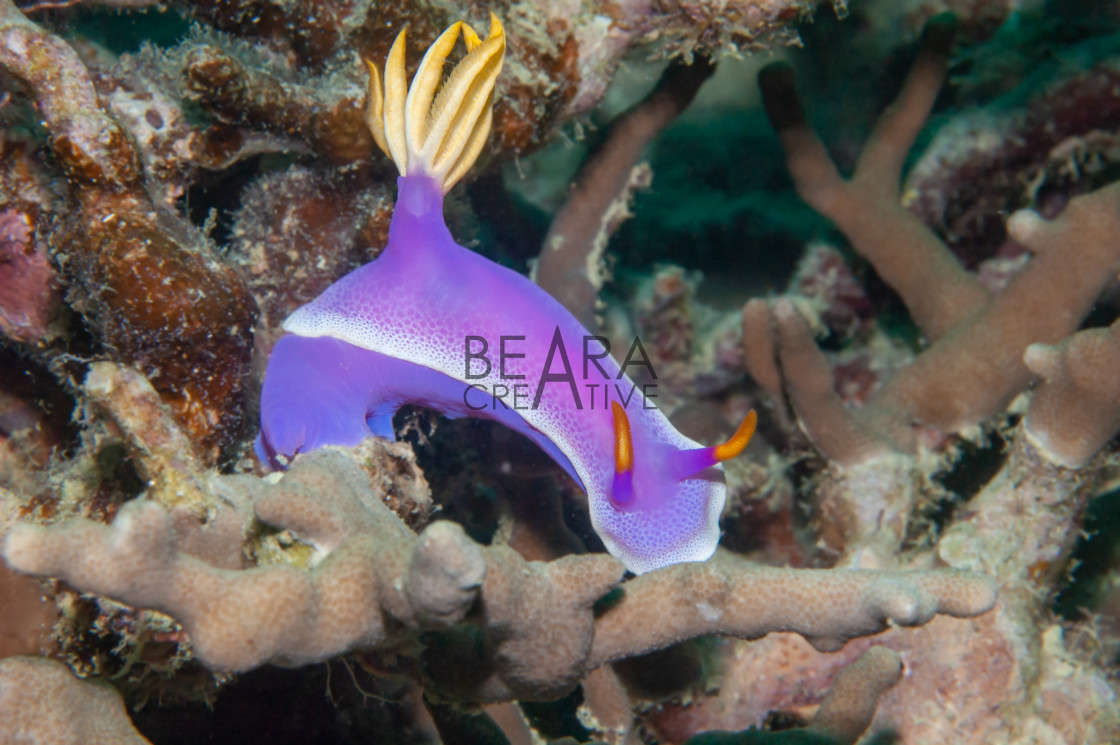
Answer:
top-left (1, 0), bottom-right (1120, 742)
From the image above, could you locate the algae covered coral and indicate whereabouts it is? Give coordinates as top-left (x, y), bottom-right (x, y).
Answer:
top-left (1, 0), bottom-right (1119, 743)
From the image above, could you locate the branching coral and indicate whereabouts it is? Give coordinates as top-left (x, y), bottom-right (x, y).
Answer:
top-left (799, 646), bottom-right (902, 745)
top-left (744, 12), bottom-right (1120, 558)
top-left (0, 362), bottom-right (993, 733)
top-left (759, 16), bottom-right (990, 344)
top-left (180, 43), bottom-right (375, 165)
top-left (646, 424), bottom-right (1116, 743)
top-left (685, 11), bottom-right (1120, 744)
top-left (1023, 318), bottom-right (1120, 469)
top-left (747, 178), bottom-right (1120, 550)
top-left (683, 646), bottom-right (903, 745)
top-left (2, 443), bottom-right (993, 702)
top-left (588, 554), bottom-right (992, 665)
top-left (537, 58), bottom-right (715, 328)
top-left (0, 1), bottom-right (139, 187)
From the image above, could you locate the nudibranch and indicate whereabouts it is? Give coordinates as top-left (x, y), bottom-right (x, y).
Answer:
top-left (256, 14), bottom-right (757, 574)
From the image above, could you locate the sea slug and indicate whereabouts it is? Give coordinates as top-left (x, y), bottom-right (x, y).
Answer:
top-left (257, 14), bottom-right (756, 574)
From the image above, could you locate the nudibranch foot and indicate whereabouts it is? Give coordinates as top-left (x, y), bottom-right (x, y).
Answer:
top-left (256, 335), bottom-right (386, 466)
top-left (257, 333), bottom-right (587, 489)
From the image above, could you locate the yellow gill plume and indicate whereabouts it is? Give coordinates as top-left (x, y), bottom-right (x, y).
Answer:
top-left (365, 13), bottom-right (506, 194)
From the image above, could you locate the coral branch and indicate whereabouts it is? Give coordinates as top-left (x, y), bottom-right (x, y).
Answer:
top-left (538, 58), bottom-right (714, 328)
top-left (868, 180), bottom-right (1120, 437)
top-left (2, 448), bottom-right (626, 701)
top-left (590, 550), bottom-right (994, 665)
top-left (854, 18), bottom-right (955, 195)
top-left (770, 299), bottom-right (892, 466)
top-left (0, 0), bottom-right (139, 187)
top-left (939, 433), bottom-right (1096, 586)
top-left (805, 646), bottom-right (902, 745)
top-left (83, 362), bottom-right (207, 478)
top-left (3, 441), bottom-right (995, 706)
top-left (679, 647), bottom-right (904, 745)
top-left (0, 656), bottom-right (151, 744)
top-left (759, 16), bottom-right (990, 342)
top-left (183, 45), bottom-right (373, 164)
top-left (1023, 317), bottom-right (1120, 468)
top-left (578, 665), bottom-right (636, 745)
top-left (741, 298), bottom-right (784, 402)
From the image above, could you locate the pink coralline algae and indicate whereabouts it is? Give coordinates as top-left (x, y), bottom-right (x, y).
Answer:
top-left (0, 208), bottom-right (58, 345)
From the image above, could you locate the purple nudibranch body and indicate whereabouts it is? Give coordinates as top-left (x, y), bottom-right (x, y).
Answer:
top-left (257, 15), bottom-right (753, 574)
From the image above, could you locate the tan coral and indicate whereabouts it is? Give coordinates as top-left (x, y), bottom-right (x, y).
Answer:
top-left (754, 12), bottom-right (1120, 462)
top-left (1, 448), bottom-right (625, 700)
top-left (748, 12), bottom-right (1120, 562)
top-left (0, 562), bottom-right (57, 660)
top-left (589, 550), bottom-right (994, 664)
top-left (2, 445), bottom-right (996, 703)
top-left (0, 364), bottom-right (996, 706)
top-left (0, 656), bottom-right (152, 745)
top-left (537, 58), bottom-right (715, 328)
top-left (758, 15), bottom-right (989, 345)
top-left (1022, 292), bottom-right (1120, 468)
top-left (806, 646), bottom-right (903, 745)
